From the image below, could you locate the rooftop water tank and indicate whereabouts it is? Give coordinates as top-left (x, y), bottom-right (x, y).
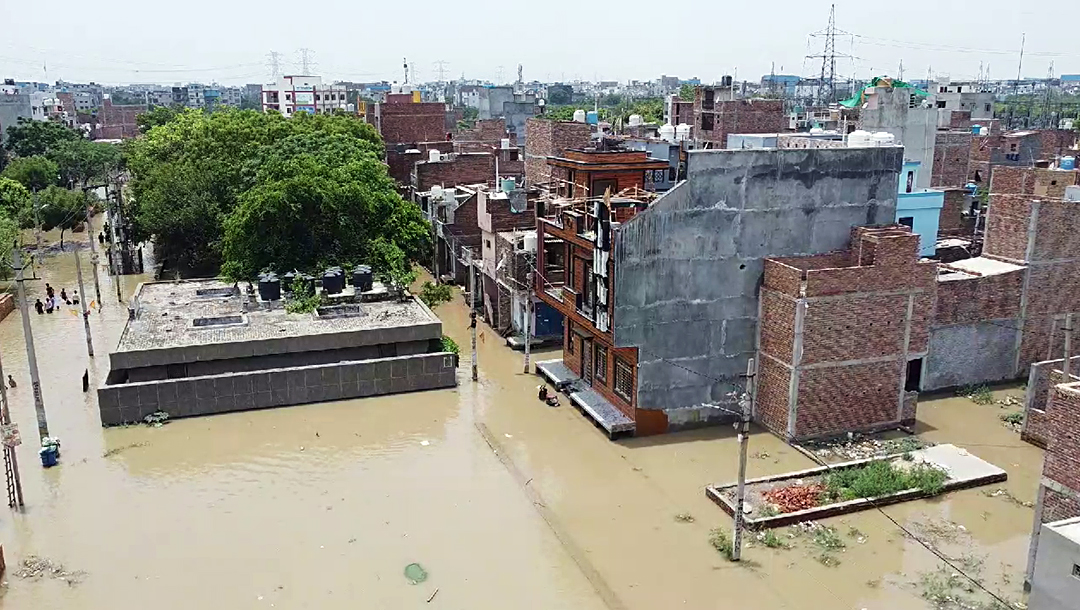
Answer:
top-left (522, 232), bottom-right (537, 253)
top-left (443, 187), bottom-right (456, 204)
top-left (257, 272), bottom-right (281, 301)
top-left (322, 266), bottom-right (345, 295)
top-left (628, 114), bottom-right (643, 127)
top-left (586, 111), bottom-right (599, 125)
top-left (500, 138), bottom-right (511, 149)
top-left (978, 126), bottom-right (989, 136)
top-left (809, 127), bottom-right (825, 135)
top-left (1062, 156), bottom-right (1076, 171)
top-left (659, 123), bottom-right (676, 142)
top-left (971, 124), bottom-right (982, 135)
top-left (675, 123), bottom-right (691, 141)
top-left (352, 265), bottom-right (373, 292)
top-left (501, 177), bottom-right (516, 193)
top-left (431, 185), bottom-right (443, 199)
top-left (573, 109), bottom-right (586, 123)
top-left (428, 149), bottom-right (441, 163)
top-left (872, 131), bottom-right (896, 146)
top-left (847, 130), bottom-right (873, 148)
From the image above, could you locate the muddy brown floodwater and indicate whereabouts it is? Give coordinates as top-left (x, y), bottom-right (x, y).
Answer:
top-left (0, 239), bottom-right (1041, 609)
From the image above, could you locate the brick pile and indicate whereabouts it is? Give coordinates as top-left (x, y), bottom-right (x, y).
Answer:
top-left (757, 227), bottom-right (936, 440)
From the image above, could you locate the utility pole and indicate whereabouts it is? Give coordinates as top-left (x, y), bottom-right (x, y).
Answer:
top-left (1064, 313), bottom-right (1074, 380)
top-left (0, 349), bottom-right (25, 508)
top-left (108, 180), bottom-right (124, 301)
top-left (469, 257), bottom-right (478, 382)
top-left (11, 246), bottom-right (50, 444)
top-left (83, 188), bottom-right (102, 310)
top-left (73, 245), bottom-right (94, 357)
top-left (32, 188), bottom-right (43, 278)
top-left (731, 357), bottom-right (757, 562)
top-left (523, 271), bottom-right (532, 374)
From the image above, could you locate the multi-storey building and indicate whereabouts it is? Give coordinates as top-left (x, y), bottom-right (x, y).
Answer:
top-left (261, 76), bottom-right (351, 117)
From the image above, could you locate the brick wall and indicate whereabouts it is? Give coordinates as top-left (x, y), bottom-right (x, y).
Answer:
top-left (457, 118), bottom-right (508, 143)
top-left (938, 189), bottom-right (969, 234)
top-left (697, 99), bottom-right (786, 147)
top-left (932, 131), bottom-right (973, 187)
top-left (1044, 383), bottom-right (1080, 492)
top-left (414, 153), bottom-right (494, 192)
top-left (379, 102), bottom-right (447, 145)
top-left (386, 141), bottom-right (452, 185)
top-left (99, 99), bottom-right (145, 139)
top-left (983, 194), bottom-right (1034, 261)
top-left (523, 118), bottom-right (591, 186)
top-left (1042, 487), bottom-right (1080, 523)
top-left (934, 268), bottom-right (1024, 325)
top-left (755, 355), bottom-right (792, 437)
top-left (0, 294), bottom-right (13, 322)
top-left (1023, 366), bottom-right (1080, 448)
top-left (795, 360), bottom-right (904, 438)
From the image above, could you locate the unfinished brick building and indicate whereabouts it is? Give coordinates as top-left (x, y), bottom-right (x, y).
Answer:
top-left (98, 97), bottom-right (145, 139)
top-left (1025, 379), bottom-right (1080, 586)
top-left (546, 147), bottom-right (669, 199)
top-left (931, 131), bottom-right (974, 188)
top-left (757, 227), bottom-right (936, 440)
top-left (692, 85), bottom-right (786, 148)
top-left (523, 118), bottom-right (591, 186)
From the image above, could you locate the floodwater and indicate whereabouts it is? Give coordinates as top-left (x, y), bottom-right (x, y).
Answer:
top-left (0, 238), bottom-right (1040, 609)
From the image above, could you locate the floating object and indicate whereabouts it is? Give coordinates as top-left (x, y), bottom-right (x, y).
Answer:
top-left (404, 563), bottom-right (428, 584)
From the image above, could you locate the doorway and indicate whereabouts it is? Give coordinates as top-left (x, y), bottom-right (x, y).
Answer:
top-left (582, 339), bottom-right (593, 386)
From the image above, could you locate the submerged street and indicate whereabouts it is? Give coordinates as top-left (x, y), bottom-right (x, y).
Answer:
top-left (0, 242), bottom-right (1043, 609)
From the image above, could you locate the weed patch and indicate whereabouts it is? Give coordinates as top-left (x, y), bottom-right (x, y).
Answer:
top-left (708, 528), bottom-right (735, 560)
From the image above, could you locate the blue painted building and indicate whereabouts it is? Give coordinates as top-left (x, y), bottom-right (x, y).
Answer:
top-left (895, 160), bottom-right (944, 256)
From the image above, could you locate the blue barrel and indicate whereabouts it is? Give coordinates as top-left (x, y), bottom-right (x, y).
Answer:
top-left (40, 445), bottom-right (59, 467)
top-left (1062, 156), bottom-right (1076, 170)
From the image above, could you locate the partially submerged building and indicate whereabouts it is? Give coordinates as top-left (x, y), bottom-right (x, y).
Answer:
top-left (97, 279), bottom-right (457, 425)
top-left (535, 144), bottom-right (902, 436)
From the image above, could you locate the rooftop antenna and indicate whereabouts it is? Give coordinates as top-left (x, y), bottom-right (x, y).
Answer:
top-left (403, 58), bottom-right (409, 84)
top-left (1014, 33), bottom-right (1025, 97)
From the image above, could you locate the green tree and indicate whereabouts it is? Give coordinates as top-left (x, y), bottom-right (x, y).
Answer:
top-left (48, 138), bottom-right (122, 188)
top-left (0, 208), bottom-right (18, 276)
top-left (678, 84), bottom-right (696, 101)
top-left (1, 155), bottom-right (59, 191)
top-left (137, 105), bottom-right (186, 134)
top-left (0, 177), bottom-right (33, 228)
top-left (3, 117), bottom-right (80, 158)
top-left (541, 105), bottom-right (578, 121)
top-left (37, 186), bottom-right (87, 249)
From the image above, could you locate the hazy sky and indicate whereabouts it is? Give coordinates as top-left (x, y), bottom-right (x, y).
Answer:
top-left (2, 2), bottom-right (1076, 86)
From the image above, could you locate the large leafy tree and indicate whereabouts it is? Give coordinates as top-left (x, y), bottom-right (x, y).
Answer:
top-left (127, 108), bottom-right (425, 279)
top-left (1, 155), bottom-right (59, 191)
top-left (137, 105), bottom-right (186, 134)
top-left (49, 138), bottom-right (122, 188)
top-left (0, 208), bottom-right (17, 276)
top-left (37, 185), bottom-right (87, 249)
top-left (4, 117), bottom-right (80, 158)
top-left (0, 177), bottom-right (33, 228)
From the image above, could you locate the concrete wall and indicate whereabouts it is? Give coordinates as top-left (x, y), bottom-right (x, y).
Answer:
top-left (1030, 519), bottom-right (1080, 610)
top-left (613, 146), bottom-right (902, 422)
top-left (0, 93), bottom-right (32, 142)
top-left (0, 294), bottom-right (13, 323)
top-left (896, 191), bottom-right (944, 256)
top-left (923, 321), bottom-right (1018, 390)
top-left (110, 319), bottom-right (442, 371)
top-left (859, 88), bottom-right (936, 189)
top-left (98, 352), bottom-right (457, 426)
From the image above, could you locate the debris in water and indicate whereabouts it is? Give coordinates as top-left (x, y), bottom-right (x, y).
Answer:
top-left (102, 441), bottom-right (148, 458)
top-left (426, 587), bottom-right (439, 602)
top-left (420, 440), bottom-right (430, 446)
top-left (14, 555), bottom-right (86, 585)
top-left (674, 512), bottom-right (695, 523)
top-left (143, 411), bottom-right (170, 427)
top-left (404, 563), bottom-right (428, 584)
top-left (504, 433), bottom-right (512, 438)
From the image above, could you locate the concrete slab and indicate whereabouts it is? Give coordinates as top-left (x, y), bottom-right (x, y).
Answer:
top-left (535, 359), bottom-right (577, 390)
top-left (505, 334), bottom-right (561, 350)
top-left (705, 443), bottom-right (1008, 529)
top-left (569, 387), bottom-right (635, 438)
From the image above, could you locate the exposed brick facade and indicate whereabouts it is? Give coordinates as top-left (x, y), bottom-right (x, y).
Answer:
top-left (934, 265), bottom-right (1023, 326)
top-left (757, 227), bottom-right (935, 440)
top-left (694, 97), bottom-right (786, 148)
top-left (938, 188), bottom-right (970, 235)
top-left (457, 118), bottom-right (510, 144)
top-left (548, 149), bottom-right (669, 198)
top-left (413, 153), bottom-right (496, 193)
top-left (379, 101), bottom-right (447, 145)
top-left (386, 141), bottom-right (452, 185)
top-left (0, 293), bottom-right (13, 322)
top-left (98, 98), bottom-right (145, 139)
top-left (1028, 381), bottom-right (1080, 584)
top-left (524, 119), bottom-right (591, 186)
top-left (932, 131), bottom-right (973, 188)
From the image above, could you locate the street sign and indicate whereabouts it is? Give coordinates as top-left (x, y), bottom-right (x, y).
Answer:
top-left (1, 423), bottom-right (22, 447)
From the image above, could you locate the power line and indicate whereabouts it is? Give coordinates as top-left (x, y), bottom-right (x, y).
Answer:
top-left (805, 4), bottom-right (853, 105)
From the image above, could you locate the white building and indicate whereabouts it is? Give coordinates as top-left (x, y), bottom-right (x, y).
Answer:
top-left (930, 80), bottom-right (995, 120)
top-left (261, 75), bottom-right (352, 117)
top-left (1030, 516), bottom-right (1080, 610)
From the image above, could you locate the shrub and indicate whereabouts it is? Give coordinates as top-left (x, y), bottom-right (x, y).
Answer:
top-left (440, 335), bottom-right (460, 357)
top-left (823, 460), bottom-right (948, 501)
top-left (1000, 412), bottom-right (1024, 425)
top-left (285, 276), bottom-right (322, 314)
top-left (419, 281), bottom-right (452, 308)
top-left (708, 528), bottom-right (735, 560)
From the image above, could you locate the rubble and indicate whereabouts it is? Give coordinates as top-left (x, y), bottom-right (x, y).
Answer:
top-left (762, 484), bottom-right (825, 514)
top-left (14, 556), bottom-right (86, 585)
top-left (808, 434), bottom-right (935, 461)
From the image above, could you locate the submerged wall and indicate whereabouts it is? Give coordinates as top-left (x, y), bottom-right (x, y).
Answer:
top-left (613, 146), bottom-right (902, 426)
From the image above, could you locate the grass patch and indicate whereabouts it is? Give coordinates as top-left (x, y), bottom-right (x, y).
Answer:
top-left (816, 553), bottom-right (842, 568)
top-left (999, 412), bottom-right (1024, 425)
top-left (958, 384), bottom-right (994, 405)
top-left (758, 504), bottom-right (779, 518)
top-left (708, 528), bottom-right (735, 560)
top-left (812, 526), bottom-right (845, 551)
top-left (760, 530), bottom-right (789, 549)
top-left (823, 460), bottom-right (948, 502)
top-left (674, 512), bottom-right (695, 523)
top-left (440, 335), bottom-right (460, 356)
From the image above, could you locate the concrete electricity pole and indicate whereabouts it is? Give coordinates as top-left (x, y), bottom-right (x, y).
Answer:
top-left (83, 189), bottom-right (103, 310)
top-left (11, 246), bottom-right (50, 443)
top-left (731, 357), bottom-right (757, 561)
top-left (0, 349), bottom-right (25, 508)
top-left (108, 185), bottom-right (124, 302)
top-left (523, 271), bottom-right (532, 374)
top-left (73, 246), bottom-right (94, 357)
top-left (470, 258), bottom-right (478, 382)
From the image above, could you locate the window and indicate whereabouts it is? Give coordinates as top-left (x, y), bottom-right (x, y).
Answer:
top-left (906, 171), bottom-right (914, 193)
top-left (985, 103), bottom-right (992, 112)
top-left (936, 100), bottom-right (947, 108)
top-left (1010, 143), bottom-right (1018, 152)
top-left (701, 113), bottom-right (714, 131)
top-left (285, 93), bottom-right (292, 101)
top-left (899, 216), bottom-right (914, 228)
top-left (1073, 564), bottom-right (1080, 579)
top-left (614, 359), bottom-right (633, 401)
top-left (974, 169), bottom-right (983, 183)
top-left (566, 329), bottom-right (575, 354)
top-left (595, 347), bottom-right (607, 382)
top-left (905, 358), bottom-right (923, 392)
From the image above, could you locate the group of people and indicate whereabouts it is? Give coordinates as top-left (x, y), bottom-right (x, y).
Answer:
top-left (34, 283), bottom-right (79, 315)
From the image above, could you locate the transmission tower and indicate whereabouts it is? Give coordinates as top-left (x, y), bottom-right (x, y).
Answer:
top-left (433, 60), bottom-right (449, 83)
top-left (267, 51), bottom-right (283, 80)
top-left (495, 66), bottom-right (505, 84)
top-left (517, 64), bottom-right (523, 84)
top-left (805, 4), bottom-right (852, 106)
top-left (298, 48), bottom-right (316, 74)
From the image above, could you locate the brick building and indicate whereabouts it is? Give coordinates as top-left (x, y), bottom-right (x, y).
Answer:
top-left (931, 130), bottom-right (974, 188)
top-left (757, 227), bottom-right (936, 440)
top-left (98, 97), bottom-right (145, 139)
top-left (1025, 379), bottom-right (1080, 586)
top-left (535, 145), bottom-right (902, 437)
top-left (375, 95), bottom-right (448, 164)
top-left (523, 118), bottom-right (591, 186)
top-left (692, 85), bottom-right (786, 148)
top-left (546, 147), bottom-right (669, 199)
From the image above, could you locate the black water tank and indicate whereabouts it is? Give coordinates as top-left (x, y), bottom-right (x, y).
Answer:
top-left (322, 267), bottom-right (345, 295)
top-left (353, 265), bottom-right (373, 292)
top-left (282, 270), bottom-right (297, 293)
top-left (258, 272), bottom-right (281, 301)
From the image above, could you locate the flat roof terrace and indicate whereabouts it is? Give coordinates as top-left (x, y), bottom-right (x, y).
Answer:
top-left (111, 279), bottom-right (443, 371)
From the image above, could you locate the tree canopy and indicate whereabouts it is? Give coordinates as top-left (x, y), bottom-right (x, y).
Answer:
top-left (0, 177), bottom-right (33, 229)
top-left (49, 138), bottom-right (123, 188)
top-left (3, 117), bottom-right (81, 158)
top-left (1, 155), bottom-right (59, 191)
top-left (37, 185), bottom-right (88, 249)
top-left (127, 108), bottom-right (428, 279)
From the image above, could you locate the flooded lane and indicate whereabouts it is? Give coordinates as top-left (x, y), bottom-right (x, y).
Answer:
top-left (0, 245), bottom-right (1040, 609)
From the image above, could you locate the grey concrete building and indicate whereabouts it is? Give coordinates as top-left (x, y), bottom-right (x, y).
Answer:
top-left (612, 145), bottom-right (902, 429)
top-left (98, 279), bottom-right (457, 425)
top-left (858, 85), bottom-right (937, 189)
top-left (0, 92), bottom-right (31, 142)
top-left (1029, 516), bottom-right (1080, 610)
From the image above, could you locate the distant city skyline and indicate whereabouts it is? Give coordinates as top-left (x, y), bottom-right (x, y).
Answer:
top-left (3, 2), bottom-right (1079, 87)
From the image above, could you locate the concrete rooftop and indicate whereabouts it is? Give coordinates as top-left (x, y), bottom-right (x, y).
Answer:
top-left (940, 256), bottom-right (1025, 281)
top-left (117, 279), bottom-right (438, 353)
top-left (1047, 516), bottom-right (1080, 544)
